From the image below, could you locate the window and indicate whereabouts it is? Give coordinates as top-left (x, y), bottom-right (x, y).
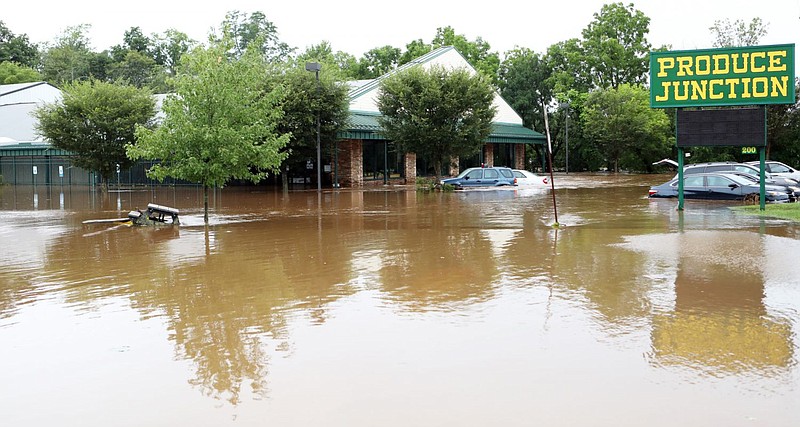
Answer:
top-left (706, 175), bottom-right (733, 187)
top-left (466, 169), bottom-right (483, 179)
top-left (769, 163), bottom-right (791, 173)
top-left (685, 176), bottom-right (704, 186)
top-left (484, 169), bottom-right (499, 179)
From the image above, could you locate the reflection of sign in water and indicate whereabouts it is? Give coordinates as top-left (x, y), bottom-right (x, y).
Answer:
top-left (648, 231), bottom-right (794, 373)
top-left (652, 313), bottom-right (792, 372)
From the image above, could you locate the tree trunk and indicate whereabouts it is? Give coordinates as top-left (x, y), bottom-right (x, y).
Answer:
top-left (282, 171), bottom-right (288, 193)
top-left (203, 185), bottom-right (209, 224)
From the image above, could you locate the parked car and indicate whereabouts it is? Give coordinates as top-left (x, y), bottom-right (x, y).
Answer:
top-left (441, 166), bottom-right (517, 189)
top-left (512, 169), bottom-right (548, 186)
top-left (648, 172), bottom-right (790, 203)
top-left (679, 161), bottom-right (800, 187)
top-left (727, 171), bottom-right (800, 202)
top-left (745, 160), bottom-right (800, 181)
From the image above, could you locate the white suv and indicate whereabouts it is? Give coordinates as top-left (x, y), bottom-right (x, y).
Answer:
top-left (746, 161), bottom-right (800, 181)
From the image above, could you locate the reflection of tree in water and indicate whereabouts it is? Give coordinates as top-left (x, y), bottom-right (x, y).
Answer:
top-left (379, 216), bottom-right (499, 311)
top-left (35, 218), bottom-right (355, 405)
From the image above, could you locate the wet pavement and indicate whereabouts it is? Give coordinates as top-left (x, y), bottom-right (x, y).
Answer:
top-left (1, 174), bottom-right (799, 426)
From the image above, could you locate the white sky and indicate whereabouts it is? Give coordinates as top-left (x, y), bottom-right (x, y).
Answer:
top-left (4, 0), bottom-right (800, 67)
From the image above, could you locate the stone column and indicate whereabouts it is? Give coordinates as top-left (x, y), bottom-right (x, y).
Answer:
top-left (338, 139), bottom-right (364, 187)
top-left (483, 144), bottom-right (494, 167)
top-left (404, 152), bottom-right (416, 184)
top-left (514, 144), bottom-right (526, 169)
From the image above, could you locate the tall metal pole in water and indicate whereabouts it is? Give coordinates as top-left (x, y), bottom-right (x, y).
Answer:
top-left (306, 62), bottom-right (322, 191)
top-left (543, 101), bottom-right (559, 226)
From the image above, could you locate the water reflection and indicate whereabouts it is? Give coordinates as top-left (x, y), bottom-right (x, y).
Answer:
top-left (2, 177), bottom-right (800, 425)
top-left (620, 231), bottom-right (795, 376)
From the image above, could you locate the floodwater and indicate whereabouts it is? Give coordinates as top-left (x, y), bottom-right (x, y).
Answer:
top-left (1, 174), bottom-right (799, 427)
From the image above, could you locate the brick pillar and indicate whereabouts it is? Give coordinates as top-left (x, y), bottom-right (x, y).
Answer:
top-left (338, 139), bottom-right (363, 187)
top-left (404, 152), bottom-right (416, 184)
top-left (483, 144), bottom-right (494, 167)
top-left (514, 144), bottom-right (526, 169)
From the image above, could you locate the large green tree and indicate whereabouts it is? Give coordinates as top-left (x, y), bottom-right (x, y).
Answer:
top-left (582, 84), bottom-right (671, 172)
top-left (377, 65), bottom-right (496, 181)
top-left (275, 56), bottom-right (350, 187)
top-left (581, 2), bottom-right (652, 89)
top-left (128, 38), bottom-right (289, 223)
top-left (34, 79), bottom-right (156, 188)
top-left (215, 10), bottom-right (293, 61)
top-left (0, 21), bottom-right (39, 67)
top-left (41, 25), bottom-right (95, 84)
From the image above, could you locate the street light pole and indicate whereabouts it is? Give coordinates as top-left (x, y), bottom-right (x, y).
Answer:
top-left (559, 102), bottom-right (570, 174)
top-left (306, 62), bottom-right (322, 191)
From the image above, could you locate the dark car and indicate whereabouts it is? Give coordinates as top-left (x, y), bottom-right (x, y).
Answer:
top-left (441, 167), bottom-right (517, 189)
top-left (648, 172), bottom-right (790, 203)
top-left (682, 161), bottom-right (800, 188)
top-left (726, 171), bottom-right (800, 202)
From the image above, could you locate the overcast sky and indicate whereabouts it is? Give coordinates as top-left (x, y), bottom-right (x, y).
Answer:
top-left (4, 0), bottom-right (799, 65)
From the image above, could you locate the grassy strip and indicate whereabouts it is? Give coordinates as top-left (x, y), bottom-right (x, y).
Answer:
top-left (732, 203), bottom-right (800, 221)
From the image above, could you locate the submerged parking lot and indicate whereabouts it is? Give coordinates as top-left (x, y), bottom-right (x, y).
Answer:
top-left (1, 174), bottom-right (799, 426)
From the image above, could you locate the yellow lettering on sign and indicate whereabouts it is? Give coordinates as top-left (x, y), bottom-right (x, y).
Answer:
top-left (767, 50), bottom-right (787, 72)
top-left (771, 76), bottom-right (789, 97)
top-left (709, 79), bottom-right (724, 99)
top-left (689, 80), bottom-right (707, 100)
top-left (656, 57), bottom-right (675, 77)
top-left (750, 51), bottom-right (766, 72)
top-left (672, 81), bottom-right (690, 100)
top-left (741, 77), bottom-right (752, 98)
top-left (655, 82), bottom-right (671, 102)
top-left (753, 77), bottom-right (769, 97)
top-left (732, 53), bottom-right (749, 73)
top-left (724, 78), bottom-right (739, 99)
top-left (712, 54), bottom-right (729, 74)
top-left (695, 55), bottom-right (711, 75)
top-left (676, 56), bottom-right (693, 76)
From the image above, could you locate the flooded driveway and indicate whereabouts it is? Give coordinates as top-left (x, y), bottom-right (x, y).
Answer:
top-left (1, 174), bottom-right (799, 426)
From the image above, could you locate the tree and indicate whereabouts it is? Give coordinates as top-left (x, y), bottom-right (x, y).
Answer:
top-left (271, 59), bottom-right (350, 189)
top-left (399, 39), bottom-right (432, 65)
top-left (431, 26), bottom-right (500, 83)
top-left (0, 21), bottom-right (39, 68)
top-left (128, 39), bottom-right (290, 223)
top-left (0, 61), bottom-right (41, 84)
top-left (153, 29), bottom-right (196, 77)
top-left (107, 50), bottom-right (159, 88)
top-left (581, 84), bottom-right (670, 172)
top-left (215, 10), bottom-right (293, 61)
top-left (581, 2), bottom-right (652, 89)
top-left (41, 25), bottom-right (95, 84)
top-left (377, 65), bottom-right (496, 182)
top-left (710, 17), bottom-right (768, 48)
top-left (355, 45), bottom-right (402, 79)
top-left (34, 79), bottom-right (156, 189)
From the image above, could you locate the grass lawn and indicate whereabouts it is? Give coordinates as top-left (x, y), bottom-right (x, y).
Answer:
top-left (732, 203), bottom-right (800, 221)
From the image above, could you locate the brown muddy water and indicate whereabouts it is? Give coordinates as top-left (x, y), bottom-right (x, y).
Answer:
top-left (1, 174), bottom-right (799, 427)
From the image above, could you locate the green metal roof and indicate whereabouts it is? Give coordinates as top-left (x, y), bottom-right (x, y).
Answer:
top-left (338, 111), bottom-right (545, 144)
top-left (0, 142), bottom-right (71, 156)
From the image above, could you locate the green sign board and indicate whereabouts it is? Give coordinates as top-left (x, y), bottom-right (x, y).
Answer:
top-left (650, 44), bottom-right (795, 108)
